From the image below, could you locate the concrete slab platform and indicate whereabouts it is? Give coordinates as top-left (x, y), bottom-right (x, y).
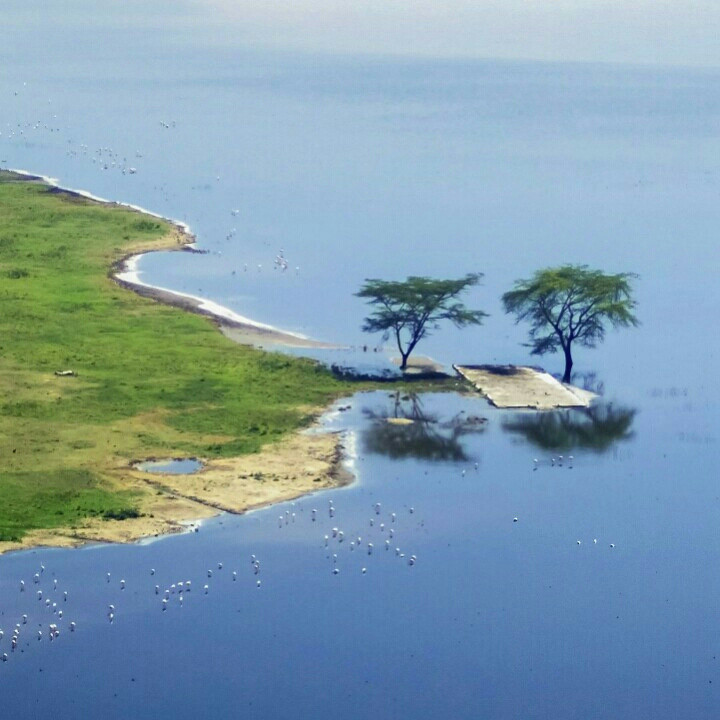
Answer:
top-left (454, 364), bottom-right (595, 409)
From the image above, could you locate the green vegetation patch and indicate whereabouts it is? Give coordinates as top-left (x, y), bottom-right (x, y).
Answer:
top-left (0, 172), bottom-right (346, 541)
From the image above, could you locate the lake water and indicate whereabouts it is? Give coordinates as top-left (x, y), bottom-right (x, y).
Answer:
top-left (1, 2), bottom-right (719, 717)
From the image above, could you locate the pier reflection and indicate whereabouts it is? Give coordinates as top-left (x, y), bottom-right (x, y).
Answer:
top-left (501, 402), bottom-right (636, 453)
top-left (361, 392), bottom-right (486, 462)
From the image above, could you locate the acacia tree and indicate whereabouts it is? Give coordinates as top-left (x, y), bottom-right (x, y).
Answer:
top-left (502, 265), bottom-right (639, 383)
top-left (356, 274), bottom-right (487, 370)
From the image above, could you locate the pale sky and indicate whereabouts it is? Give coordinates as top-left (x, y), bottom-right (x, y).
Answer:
top-left (195, 0), bottom-right (720, 67)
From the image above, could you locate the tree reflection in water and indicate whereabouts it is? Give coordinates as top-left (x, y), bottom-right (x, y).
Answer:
top-left (502, 402), bottom-right (636, 453)
top-left (362, 392), bottom-right (486, 462)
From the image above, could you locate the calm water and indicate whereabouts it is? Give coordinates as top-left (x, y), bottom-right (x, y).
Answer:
top-left (1, 2), bottom-right (719, 717)
top-left (137, 458), bottom-right (204, 475)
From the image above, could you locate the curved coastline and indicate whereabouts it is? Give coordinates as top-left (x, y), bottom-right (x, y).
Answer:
top-left (9, 168), bottom-right (341, 350)
top-left (0, 170), bottom-right (355, 556)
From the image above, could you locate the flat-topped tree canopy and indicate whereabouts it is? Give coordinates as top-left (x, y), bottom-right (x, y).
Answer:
top-left (502, 265), bottom-right (639, 383)
top-left (356, 274), bottom-right (487, 370)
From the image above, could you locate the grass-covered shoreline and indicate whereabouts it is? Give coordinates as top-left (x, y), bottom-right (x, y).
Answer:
top-left (0, 171), bottom-right (351, 543)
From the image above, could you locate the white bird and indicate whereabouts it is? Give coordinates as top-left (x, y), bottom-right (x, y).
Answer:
top-left (20, 581), bottom-right (25, 591)
top-left (155, 585), bottom-right (160, 595)
top-left (409, 507), bottom-right (414, 514)
top-left (37, 590), bottom-right (42, 600)
top-left (610, 544), bottom-right (615, 548)
top-left (64, 591), bottom-right (68, 601)
top-left (150, 568), bottom-right (155, 576)
top-left (70, 622), bottom-right (76, 632)
top-left (577, 540), bottom-right (582, 545)
top-left (107, 572), bottom-right (111, 582)
top-left (120, 579), bottom-right (125, 589)
top-left (218, 562), bottom-right (223, 570)
top-left (232, 571), bottom-right (237, 581)
top-left (204, 584), bottom-right (209, 594)
top-left (367, 543), bottom-right (374, 555)
top-left (513, 517), bottom-right (518, 523)
top-left (207, 570), bottom-right (212, 578)
top-left (332, 568), bottom-right (339, 575)
top-left (256, 580), bottom-right (261, 588)
top-left (311, 509), bottom-right (317, 521)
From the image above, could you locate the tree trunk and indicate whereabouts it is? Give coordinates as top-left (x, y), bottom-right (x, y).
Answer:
top-left (562, 345), bottom-right (573, 384)
top-left (400, 352), bottom-right (409, 370)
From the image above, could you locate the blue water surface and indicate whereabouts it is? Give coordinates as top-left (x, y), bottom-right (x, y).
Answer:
top-left (1, 2), bottom-right (719, 718)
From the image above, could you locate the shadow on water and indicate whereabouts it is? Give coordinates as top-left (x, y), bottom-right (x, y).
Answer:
top-left (501, 402), bottom-right (636, 453)
top-left (361, 392), bottom-right (487, 461)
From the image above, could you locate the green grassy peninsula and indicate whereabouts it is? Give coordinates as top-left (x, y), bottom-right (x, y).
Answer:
top-left (0, 172), bottom-right (346, 544)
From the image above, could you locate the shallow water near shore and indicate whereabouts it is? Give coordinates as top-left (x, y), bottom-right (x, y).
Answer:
top-left (1, 391), bottom-right (719, 718)
top-left (2, 1), bottom-right (720, 717)
top-left (137, 458), bottom-right (203, 475)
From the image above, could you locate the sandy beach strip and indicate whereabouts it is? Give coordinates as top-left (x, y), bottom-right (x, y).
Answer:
top-left (0, 427), bottom-right (353, 556)
top-left (10, 167), bottom-right (341, 350)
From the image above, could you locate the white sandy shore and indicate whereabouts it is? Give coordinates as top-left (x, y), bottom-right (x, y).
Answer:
top-left (10, 167), bottom-right (340, 349)
top-left (116, 254), bottom-right (304, 336)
